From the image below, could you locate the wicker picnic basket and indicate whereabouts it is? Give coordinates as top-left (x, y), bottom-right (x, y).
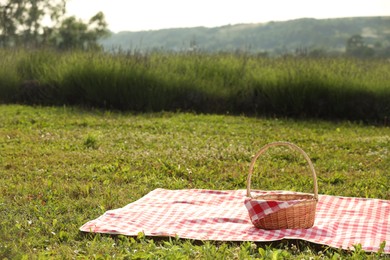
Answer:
top-left (246, 142), bottom-right (318, 230)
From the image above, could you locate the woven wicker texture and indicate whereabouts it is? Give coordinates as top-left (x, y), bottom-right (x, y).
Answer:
top-left (246, 142), bottom-right (318, 229)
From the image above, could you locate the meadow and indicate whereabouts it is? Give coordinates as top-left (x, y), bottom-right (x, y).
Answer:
top-left (0, 49), bottom-right (389, 123)
top-left (0, 105), bottom-right (389, 259)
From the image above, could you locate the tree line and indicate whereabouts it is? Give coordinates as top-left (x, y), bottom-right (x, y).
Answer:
top-left (2, 2), bottom-right (389, 59)
top-left (0, 0), bottom-right (109, 50)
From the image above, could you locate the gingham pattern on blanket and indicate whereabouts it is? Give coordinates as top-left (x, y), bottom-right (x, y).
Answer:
top-left (244, 197), bottom-right (306, 222)
top-left (80, 189), bottom-right (390, 253)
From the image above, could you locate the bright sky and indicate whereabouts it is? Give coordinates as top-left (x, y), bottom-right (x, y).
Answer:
top-left (66, 0), bottom-right (390, 32)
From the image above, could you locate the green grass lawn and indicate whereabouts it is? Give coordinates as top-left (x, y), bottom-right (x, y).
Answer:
top-left (0, 105), bottom-right (389, 259)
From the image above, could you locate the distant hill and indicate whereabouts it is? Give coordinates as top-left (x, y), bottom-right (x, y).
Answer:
top-left (100, 17), bottom-right (390, 55)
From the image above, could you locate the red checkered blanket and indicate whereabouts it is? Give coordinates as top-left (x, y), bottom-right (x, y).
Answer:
top-left (244, 197), bottom-right (308, 224)
top-left (80, 189), bottom-right (390, 253)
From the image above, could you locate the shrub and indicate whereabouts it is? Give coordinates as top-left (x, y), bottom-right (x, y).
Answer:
top-left (1, 49), bottom-right (389, 122)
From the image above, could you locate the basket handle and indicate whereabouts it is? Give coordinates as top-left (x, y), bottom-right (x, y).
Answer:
top-left (246, 142), bottom-right (318, 200)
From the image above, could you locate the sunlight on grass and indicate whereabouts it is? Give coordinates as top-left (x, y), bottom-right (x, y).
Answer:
top-left (0, 105), bottom-right (389, 258)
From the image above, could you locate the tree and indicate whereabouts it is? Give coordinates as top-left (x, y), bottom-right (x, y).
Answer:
top-left (0, 0), bottom-right (24, 46)
top-left (346, 34), bottom-right (375, 58)
top-left (0, 0), bottom-right (109, 49)
top-left (56, 12), bottom-right (108, 50)
top-left (0, 0), bottom-right (66, 47)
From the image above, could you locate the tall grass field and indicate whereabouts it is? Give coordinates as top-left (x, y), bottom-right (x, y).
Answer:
top-left (0, 105), bottom-right (389, 258)
top-left (0, 49), bottom-right (389, 123)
